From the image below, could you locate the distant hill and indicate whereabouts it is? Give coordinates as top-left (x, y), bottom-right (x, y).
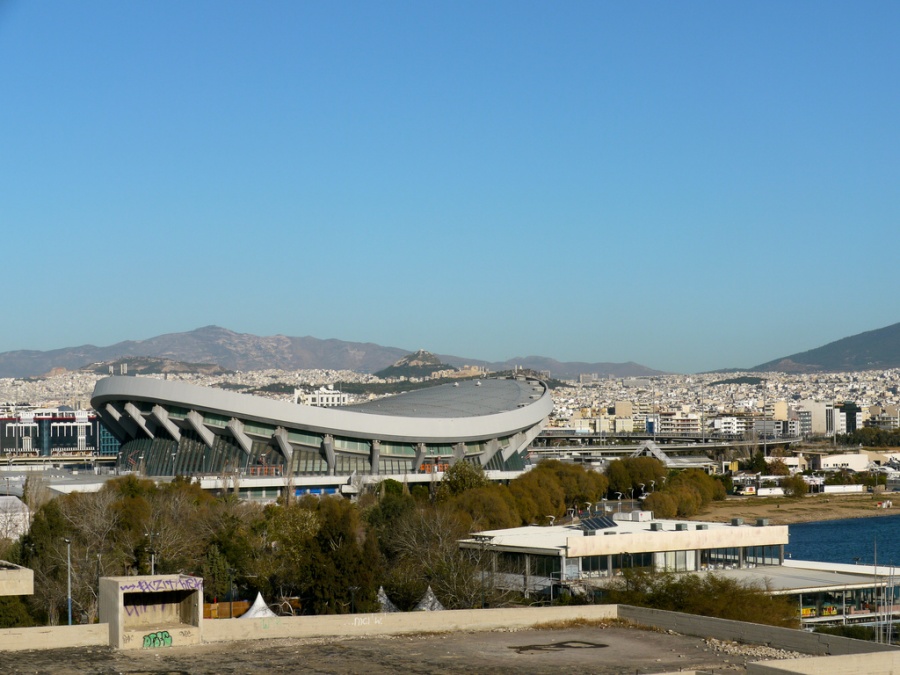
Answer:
top-left (86, 357), bottom-right (229, 377)
top-left (752, 321), bottom-right (900, 373)
top-left (374, 350), bottom-right (455, 379)
top-left (0, 325), bottom-right (664, 380)
top-left (0, 326), bottom-right (409, 378)
top-left (438, 355), bottom-right (664, 381)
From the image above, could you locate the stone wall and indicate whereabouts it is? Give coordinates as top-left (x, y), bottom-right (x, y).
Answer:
top-left (617, 605), bottom-right (898, 656)
top-left (0, 624), bottom-right (106, 652)
top-left (202, 604), bottom-right (618, 643)
top-left (748, 652), bottom-right (900, 675)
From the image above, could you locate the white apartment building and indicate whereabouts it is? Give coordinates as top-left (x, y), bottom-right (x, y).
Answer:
top-left (294, 385), bottom-right (350, 408)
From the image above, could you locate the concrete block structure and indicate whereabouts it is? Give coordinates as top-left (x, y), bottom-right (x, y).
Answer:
top-left (99, 574), bottom-right (203, 650)
top-left (0, 561), bottom-right (33, 596)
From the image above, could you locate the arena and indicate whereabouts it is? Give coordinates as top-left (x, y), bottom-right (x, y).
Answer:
top-left (90, 375), bottom-right (552, 494)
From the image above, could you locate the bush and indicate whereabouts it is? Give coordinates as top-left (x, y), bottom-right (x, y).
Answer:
top-left (605, 570), bottom-right (797, 628)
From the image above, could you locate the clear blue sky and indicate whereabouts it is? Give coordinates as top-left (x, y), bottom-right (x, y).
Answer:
top-left (1, 1), bottom-right (897, 373)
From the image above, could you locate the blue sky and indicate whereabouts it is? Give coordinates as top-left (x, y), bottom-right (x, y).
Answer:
top-left (1, 1), bottom-right (897, 373)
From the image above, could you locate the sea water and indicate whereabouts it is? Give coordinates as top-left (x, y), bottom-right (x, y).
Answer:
top-left (785, 513), bottom-right (900, 565)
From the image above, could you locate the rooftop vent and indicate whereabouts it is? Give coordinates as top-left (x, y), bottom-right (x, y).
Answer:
top-left (756, 518), bottom-right (770, 527)
top-left (731, 518), bottom-right (744, 527)
top-left (696, 524), bottom-right (708, 530)
top-left (650, 523), bottom-right (664, 532)
top-left (675, 523), bottom-right (689, 531)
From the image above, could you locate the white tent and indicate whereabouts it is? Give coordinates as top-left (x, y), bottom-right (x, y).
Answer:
top-left (377, 586), bottom-right (400, 613)
top-left (239, 592), bottom-right (278, 619)
top-left (413, 586), bottom-right (444, 611)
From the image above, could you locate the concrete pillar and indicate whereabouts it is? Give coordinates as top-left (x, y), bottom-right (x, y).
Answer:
top-left (523, 554), bottom-right (530, 598)
top-left (370, 440), bottom-right (380, 475)
top-left (414, 443), bottom-right (427, 473)
top-left (322, 435), bottom-right (335, 476)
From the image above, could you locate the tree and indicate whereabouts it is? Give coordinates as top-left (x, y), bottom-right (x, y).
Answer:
top-left (508, 469), bottom-right (566, 525)
top-left (447, 485), bottom-right (519, 531)
top-left (532, 460), bottom-right (609, 509)
top-left (386, 505), bottom-right (483, 609)
top-left (642, 492), bottom-right (677, 519)
top-left (782, 474), bottom-right (808, 498)
top-left (605, 460), bottom-right (632, 495)
top-left (436, 462), bottom-right (489, 501)
top-left (767, 458), bottom-right (790, 476)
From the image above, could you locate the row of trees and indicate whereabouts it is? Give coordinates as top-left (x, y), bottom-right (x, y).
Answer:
top-left (1, 456), bottom-right (797, 628)
top-left (3, 460), bottom-right (612, 624)
top-left (604, 457), bottom-right (729, 518)
top-left (840, 427), bottom-right (900, 447)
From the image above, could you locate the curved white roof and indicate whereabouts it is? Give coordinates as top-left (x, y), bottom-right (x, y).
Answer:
top-left (91, 375), bottom-right (552, 444)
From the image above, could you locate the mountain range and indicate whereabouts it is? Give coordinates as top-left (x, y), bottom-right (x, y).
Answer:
top-left (0, 326), bottom-right (662, 380)
top-left (2, 321), bottom-right (897, 380)
top-left (751, 321), bottom-right (900, 373)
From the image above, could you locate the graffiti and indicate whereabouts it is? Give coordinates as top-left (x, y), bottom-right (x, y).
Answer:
top-left (352, 616), bottom-right (383, 627)
top-left (510, 641), bottom-right (607, 654)
top-left (124, 604), bottom-right (148, 617)
top-left (142, 630), bottom-right (173, 649)
top-left (120, 577), bottom-right (203, 593)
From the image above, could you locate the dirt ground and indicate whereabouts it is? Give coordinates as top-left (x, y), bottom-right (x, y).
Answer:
top-left (690, 491), bottom-right (899, 525)
top-left (0, 624), bottom-right (802, 675)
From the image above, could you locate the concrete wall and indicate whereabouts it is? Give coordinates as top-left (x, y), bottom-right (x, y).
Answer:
top-left (0, 562), bottom-right (33, 596)
top-left (617, 605), bottom-right (898, 656)
top-left (203, 604), bottom-right (619, 643)
top-left (0, 624), bottom-right (106, 651)
top-left (748, 652), bottom-right (900, 675)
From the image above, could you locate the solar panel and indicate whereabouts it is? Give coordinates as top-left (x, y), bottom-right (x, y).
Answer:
top-left (579, 516), bottom-right (617, 532)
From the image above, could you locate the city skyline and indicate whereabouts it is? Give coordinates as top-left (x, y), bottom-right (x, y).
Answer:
top-left (2, 2), bottom-right (898, 373)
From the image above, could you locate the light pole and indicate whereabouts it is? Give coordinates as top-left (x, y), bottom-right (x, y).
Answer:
top-left (473, 534), bottom-right (492, 608)
top-left (349, 586), bottom-right (359, 614)
top-left (145, 531), bottom-right (159, 575)
top-left (228, 568), bottom-right (235, 618)
top-left (64, 538), bottom-right (72, 626)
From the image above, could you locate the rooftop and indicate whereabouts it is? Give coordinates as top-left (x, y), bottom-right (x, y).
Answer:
top-left (348, 377), bottom-right (547, 419)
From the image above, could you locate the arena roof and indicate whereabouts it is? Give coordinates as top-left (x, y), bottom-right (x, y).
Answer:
top-left (349, 378), bottom-right (546, 418)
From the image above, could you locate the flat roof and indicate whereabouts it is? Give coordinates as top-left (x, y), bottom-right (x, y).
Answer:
top-left (462, 514), bottom-right (787, 555)
top-left (703, 562), bottom-right (891, 594)
top-left (348, 378), bottom-right (546, 418)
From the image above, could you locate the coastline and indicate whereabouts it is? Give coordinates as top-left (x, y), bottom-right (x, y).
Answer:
top-left (687, 492), bottom-right (899, 526)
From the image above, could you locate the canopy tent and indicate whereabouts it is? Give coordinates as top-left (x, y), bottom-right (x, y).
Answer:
top-left (413, 586), bottom-right (444, 611)
top-left (239, 592), bottom-right (278, 619)
top-left (377, 586), bottom-right (400, 613)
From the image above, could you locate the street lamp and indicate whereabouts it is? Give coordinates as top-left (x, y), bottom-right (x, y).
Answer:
top-left (64, 538), bottom-right (72, 626)
top-left (145, 531), bottom-right (159, 575)
top-left (473, 534), bottom-right (492, 609)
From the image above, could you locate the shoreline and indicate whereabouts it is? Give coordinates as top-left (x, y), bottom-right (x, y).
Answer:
top-left (687, 492), bottom-right (899, 526)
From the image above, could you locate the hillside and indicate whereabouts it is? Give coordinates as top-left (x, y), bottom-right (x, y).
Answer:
top-left (752, 321), bottom-right (900, 373)
top-left (374, 350), bottom-right (454, 379)
top-left (0, 326), bottom-right (409, 378)
top-left (0, 326), bottom-right (663, 380)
